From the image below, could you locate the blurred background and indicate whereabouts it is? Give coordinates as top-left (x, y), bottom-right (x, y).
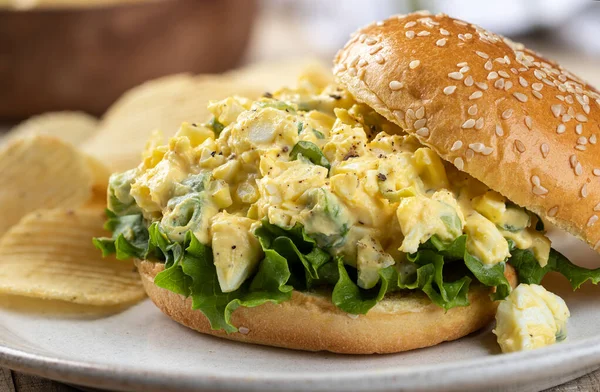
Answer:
top-left (1, 0), bottom-right (600, 119)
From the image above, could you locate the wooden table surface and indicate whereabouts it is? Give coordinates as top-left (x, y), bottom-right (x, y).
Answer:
top-left (1, 366), bottom-right (599, 392)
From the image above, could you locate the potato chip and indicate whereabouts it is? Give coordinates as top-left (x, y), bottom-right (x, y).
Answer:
top-left (0, 208), bottom-right (145, 306)
top-left (0, 135), bottom-right (94, 238)
top-left (3, 111), bottom-right (98, 147)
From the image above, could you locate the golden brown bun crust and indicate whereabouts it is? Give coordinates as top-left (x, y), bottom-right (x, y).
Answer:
top-left (334, 11), bottom-right (600, 252)
top-left (137, 260), bottom-right (517, 354)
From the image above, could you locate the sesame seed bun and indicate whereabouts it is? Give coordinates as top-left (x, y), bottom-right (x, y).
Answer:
top-left (137, 260), bottom-right (517, 354)
top-left (334, 11), bottom-right (600, 252)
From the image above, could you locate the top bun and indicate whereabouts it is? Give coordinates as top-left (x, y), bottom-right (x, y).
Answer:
top-left (334, 11), bottom-right (600, 253)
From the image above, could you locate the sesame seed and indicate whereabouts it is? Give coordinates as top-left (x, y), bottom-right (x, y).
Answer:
top-left (448, 72), bottom-right (464, 80)
top-left (496, 125), bottom-right (504, 136)
top-left (513, 92), bottom-right (528, 102)
top-left (436, 38), bottom-right (447, 47)
top-left (502, 109), bottom-right (513, 119)
top-left (531, 175), bottom-right (541, 187)
top-left (440, 28), bottom-right (450, 36)
top-left (557, 124), bottom-right (566, 134)
top-left (465, 33), bottom-right (473, 39)
top-left (484, 60), bottom-right (493, 71)
top-left (469, 91), bottom-right (483, 100)
top-left (468, 105), bottom-right (478, 116)
top-left (532, 83), bottom-right (544, 91)
top-left (454, 20), bottom-right (468, 26)
top-left (551, 104), bottom-right (565, 118)
top-left (462, 119), bottom-right (476, 129)
top-left (475, 82), bottom-right (488, 90)
top-left (376, 21), bottom-right (385, 26)
top-left (409, 60), bottom-right (421, 69)
top-left (239, 327), bottom-right (250, 335)
top-left (525, 116), bottom-right (533, 130)
top-left (416, 127), bottom-right (430, 137)
top-left (406, 31), bottom-right (415, 39)
top-left (515, 140), bottom-right (526, 153)
top-left (519, 76), bottom-right (528, 87)
top-left (582, 184), bottom-right (589, 198)
top-left (533, 185), bottom-right (548, 196)
top-left (482, 146), bottom-right (494, 155)
top-left (532, 91), bottom-right (543, 99)
top-left (576, 114), bottom-right (588, 122)
top-left (548, 206), bottom-right (559, 217)
top-left (588, 215), bottom-right (598, 227)
top-left (450, 140), bottom-right (463, 151)
top-left (504, 81), bottom-right (514, 91)
top-left (595, 202), bottom-right (600, 211)
top-left (357, 59), bottom-right (368, 67)
top-left (417, 31), bottom-right (431, 36)
top-left (563, 114), bottom-right (572, 123)
top-left (578, 136), bottom-right (588, 145)
top-left (466, 149), bottom-right (475, 160)
top-left (534, 69), bottom-right (545, 80)
top-left (498, 71), bottom-right (510, 78)
top-left (414, 118), bottom-right (427, 129)
top-left (487, 72), bottom-right (499, 80)
top-left (475, 117), bottom-right (484, 130)
top-left (389, 80), bottom-right (404, 91)
top-left (476, 51), bottom-right (489, 59)
top-left (416, 106), bottom-right (425, 119)
top-left (494, 78), bottom-right (505, 89)
top-left (590, 134), bottom-right (597, 144)
top-left (365, 37), bottom-right (378, 45)
top-left (569, 154), bottom-right (577, 168)
top-left (541, 143), bottom-right (549, 158)
top-left (576, 162), bottom-right (583, 176)
top-left (460, 66), bottom-right (470, 74)
top-left (443, 86), bottom-right (457, 95)
top-left (575, 124), bottom-right (583, 135)
top-left (565, 95), bottom-right (574, 104)
top-left (374, 54), bottom-right (385, 64)
top-left (469, 142), bottom-right (485, 152)
top-left (369, 45), bottom-right (383, 55)
top-left (405, 21), bottom-right (417, 28)
top-left (575, 145), bottom-right (587, 151)
top-left (464, 76), bottom-right (474, 87)
top-left (584, 104), bottom-right (591, 114)
top-left (454, 157), bottom-right (464, 170)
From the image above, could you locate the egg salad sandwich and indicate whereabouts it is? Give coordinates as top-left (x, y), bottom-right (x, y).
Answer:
top-left (94, 12), bottom-right (600, 354)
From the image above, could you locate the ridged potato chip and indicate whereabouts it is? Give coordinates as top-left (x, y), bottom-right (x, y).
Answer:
top-left (0, 135), bottom-right (94, 238)
top-left (3, 111), bottom-right (98, 147)
top-left (0, 208), bottom-right (145, 306)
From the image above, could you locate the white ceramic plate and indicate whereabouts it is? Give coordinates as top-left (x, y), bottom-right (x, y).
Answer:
top-left (0, 229), bottom-right (599, 392)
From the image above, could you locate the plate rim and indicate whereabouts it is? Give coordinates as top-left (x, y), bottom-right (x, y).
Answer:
top-left (1, 330), bottom-right (600, 392)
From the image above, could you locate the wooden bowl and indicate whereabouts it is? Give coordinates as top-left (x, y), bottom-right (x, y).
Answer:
top-left (0, 0), bottom-right (257, 119)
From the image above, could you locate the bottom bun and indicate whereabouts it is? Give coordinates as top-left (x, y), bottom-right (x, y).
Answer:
top-left (136, 260), bottom-right (517, 354)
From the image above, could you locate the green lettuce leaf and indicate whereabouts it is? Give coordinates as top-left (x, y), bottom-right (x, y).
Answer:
top-left (92, 210), bottom-right (152, 260)
top-left (424, 235), bottom-right (511, 301)
top-left (509, 247), bottom-right (600, 289)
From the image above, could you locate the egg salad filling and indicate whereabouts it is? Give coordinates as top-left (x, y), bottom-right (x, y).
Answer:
top-left (95, 74), bottom-right (600, 343)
